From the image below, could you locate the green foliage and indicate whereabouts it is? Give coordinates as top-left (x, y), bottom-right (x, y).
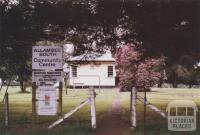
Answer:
top-left (166, 55), bottom-right (200, 87)
top-left (0, 0), bottom-right (199, 90)
top-left (0, 0), bottom-right (42, 91)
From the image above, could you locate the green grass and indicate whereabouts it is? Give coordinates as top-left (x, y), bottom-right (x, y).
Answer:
top-left (1, 123), bottom-right (92, 135)
top-left (0, 87), bottom-right (116, 135)
top-left (126, 88), bottom-right (200, 135)
top-left (1, 87), bottom-right (200, 135)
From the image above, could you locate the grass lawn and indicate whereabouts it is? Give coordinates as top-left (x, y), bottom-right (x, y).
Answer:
top-left (128, 88), bottom-right (200, 135)
top-left (0, 87), bottom-right (200, 135)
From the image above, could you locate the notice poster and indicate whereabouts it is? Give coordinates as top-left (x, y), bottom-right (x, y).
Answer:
top-left (37, 86), bottom-right (57, 115)
top-left (32, 71), bottom-right (63, 85)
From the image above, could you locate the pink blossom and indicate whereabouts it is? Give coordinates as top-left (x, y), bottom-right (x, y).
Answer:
top-left (116, 44), bottom-right (165, 91)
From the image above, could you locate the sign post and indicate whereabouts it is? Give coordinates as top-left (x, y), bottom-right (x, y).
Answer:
top-left (58, 82), bottom-right (63, 116)
top-left (32, 46), bottom-right (63, 117)
top-left (32, 82), bottom-right (37, 125)
top-left (4, 92), bottom-right (9, 129)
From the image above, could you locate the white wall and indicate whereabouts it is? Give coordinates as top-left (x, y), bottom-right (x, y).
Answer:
top-left (69, 63), bottom-right (116, 86)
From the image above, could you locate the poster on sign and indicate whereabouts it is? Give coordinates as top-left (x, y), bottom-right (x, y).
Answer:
top-left (32, 71), bottom-right (63, 85)
top-left (32, 46), bottom-right (63, 70)
top-left (37, 86), bottom-right (57, 115)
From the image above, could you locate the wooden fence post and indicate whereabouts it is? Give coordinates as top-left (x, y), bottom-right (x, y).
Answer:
top-left (58, 82), bottom-right (63, 116)
top-left (144, 89), bottom-right (147, 135)
top-left (32, 82), bottom-right (37, 125)
top-left (131, 87), bottom-right (137, 129)
top-left (90, 86), bottom-right (96, 129)
top-left (4, 92), bottom-right (9, 129)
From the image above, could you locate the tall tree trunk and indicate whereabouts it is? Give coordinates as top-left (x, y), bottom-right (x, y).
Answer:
top-left (189, 82), bottom-right (192, 88)
top-left (20, 80), bottom-right (26, 93)
top-left (158, 79), bottom-right (163, 88)
top-left (172, 74), bottom-right (178, 88)
top-left (172, 83), bottom-right (177, 88)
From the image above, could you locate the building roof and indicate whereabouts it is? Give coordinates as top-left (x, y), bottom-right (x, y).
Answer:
top-left (67, 52), bottom-right (115, 62)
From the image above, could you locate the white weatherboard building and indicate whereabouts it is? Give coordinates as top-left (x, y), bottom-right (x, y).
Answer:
top-left (66, 53), bottom-right (116, 87)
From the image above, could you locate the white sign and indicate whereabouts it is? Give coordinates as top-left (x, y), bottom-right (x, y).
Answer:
top-left (32, 71), bottom-right (63, 85)
top-left (32, 46), bottom-right (63, 70)
top-left (37, 86), bottom-right (57, 115)
top-left (167, 100), bottom-right (198, 131)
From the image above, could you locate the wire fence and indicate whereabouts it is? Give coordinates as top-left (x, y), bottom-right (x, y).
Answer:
top-left (0, 102), bottom-right (4, 128)
top-left (137, 90), bottom-right (200, 113)
top-left (0, 87), bottom-right (92, 133)
top-left (138, 89), bottom-right (200, 131)
top-left (1, 87), bottom-right (200, 134)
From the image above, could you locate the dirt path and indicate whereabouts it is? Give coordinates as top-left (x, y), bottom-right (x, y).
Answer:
top-left (95, 89), bottom-right (129, 135)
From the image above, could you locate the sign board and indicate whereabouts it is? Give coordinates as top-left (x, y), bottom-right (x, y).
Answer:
top-left (32, 71), bottom-right (63, 85)
top-left (32, 46), bottom-right (63, 70)
top-left (32, 46), bottom-right (63, 85)
top-left (37, 86), bottom-right (57, 115)
top-left (167, 100), bottom-right (198, 131)
top-left (32, 46), bottom-right (63, 116)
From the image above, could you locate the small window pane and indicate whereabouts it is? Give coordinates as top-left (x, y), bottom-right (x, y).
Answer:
top-left (187, 107), bottom-right (194, 116)
top-left (108, 66), bottom-right (113, 77)
top-left (71, 66), bottom-right (77, 77)
top-left (178, 107), bottom-right (186, 116)
top-left (170, 108), bottom-right (176, 116)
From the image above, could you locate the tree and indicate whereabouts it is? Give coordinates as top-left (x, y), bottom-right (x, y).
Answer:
top-left (134, 1), bottom-right (200, 87)
top-left (0, 0), bottom-right (43, 92)
top-left (34, 0), bottom-right (200, 89)
top-left (165, 54), bottom-right (200, 88)
top-left (116, 43), bottom-right (165, 91)
top-left (135, 58), bottom-right (165, 91)
top-left (186, 66), bottom-right (200, 88)
top-left (165, 64), bottom-right (187, 88)
top-left (19, 0), bottom-right (199, 59)
top-left (1, 0), bottom-right (199, 92)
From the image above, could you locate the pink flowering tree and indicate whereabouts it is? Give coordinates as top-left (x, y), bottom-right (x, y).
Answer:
top-left (116, 43), bottom-right (165, 91)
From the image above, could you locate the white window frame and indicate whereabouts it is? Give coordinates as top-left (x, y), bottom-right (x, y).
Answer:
top-left (71, 65), bottom-right (77, 77)
top-left (107, 65), bottom-right (114, 77)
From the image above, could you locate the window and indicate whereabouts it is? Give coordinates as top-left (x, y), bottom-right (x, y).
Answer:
top-left (178, 107), bottom-right (186, 116)
top-left (170, 108), bottom-right (176, 116)
top-left (108, 66), bottom-right (113, 77)
top-left (187, 107), bottom-right (194, 116)
top-left (71, 66), bottom-right (77, 77)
